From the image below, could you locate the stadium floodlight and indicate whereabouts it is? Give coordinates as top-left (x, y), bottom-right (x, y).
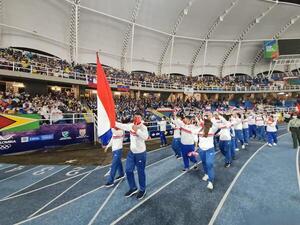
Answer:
top-left (184, 1), bottom-right (193, 15)
top-left (184, 8), bottom-right (189, 15)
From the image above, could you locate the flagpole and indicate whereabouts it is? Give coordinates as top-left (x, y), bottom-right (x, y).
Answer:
top-left (95, 51), bottom-right (99, 144)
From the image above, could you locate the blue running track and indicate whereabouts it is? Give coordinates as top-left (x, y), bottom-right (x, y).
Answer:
top-left (0, 128), bottom-right (298, 225)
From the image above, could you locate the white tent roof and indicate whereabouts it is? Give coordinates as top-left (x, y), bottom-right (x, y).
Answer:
top-left (2, 0), bottom-right (300, 76)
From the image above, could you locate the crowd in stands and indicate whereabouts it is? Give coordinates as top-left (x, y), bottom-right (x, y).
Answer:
top-left (0, 47), bottom-right (299, 123)
top-left (0, 48), bottom-right (94, 78)
top-left (0, 91), bottom-right (86, 122)
top-left (86, 94), bottom-right (297, 122)
top-left (1, 48), bottom-right (299, 90)
top-left (1, 87), bottom-right (299, 125)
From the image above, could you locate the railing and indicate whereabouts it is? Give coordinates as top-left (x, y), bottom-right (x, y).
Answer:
top-left (45, 113), bottom-right (94, 125)
top-left (106, 76), bottom-right (300, 92)
top-left (1, 59), bottom-right (300, 93)
top-left (0, 59), bottom-right (88, 81)
top-left (259, 106), bottom-right (296, 113)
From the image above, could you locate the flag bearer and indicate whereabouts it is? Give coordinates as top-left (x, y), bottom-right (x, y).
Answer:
top-left (115, 112), bottom-right (149, 200)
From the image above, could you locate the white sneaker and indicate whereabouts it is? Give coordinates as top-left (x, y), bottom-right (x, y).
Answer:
top-left (207, 181), bottom-right (214, 190)
top-left (242, 145), bottom-right (245, 149)
top-left (235, 148), bottom-right (240, 151)
top-left (202, 174), bottom-right (209, 181)
top-left (268, 143), bottom-right (272, 147)
top-left (273, 143), bottom-right (277, 146)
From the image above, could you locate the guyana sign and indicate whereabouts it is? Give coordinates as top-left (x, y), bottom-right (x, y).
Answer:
top-left (0, 114), bottom-right (40, 133)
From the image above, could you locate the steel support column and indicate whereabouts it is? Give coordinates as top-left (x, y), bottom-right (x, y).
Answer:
top-left (234, 41), bottom-right (241, 77)
top-left (202, 40), bottom-right (208, 77)
top-left (169, 35), bottom-right (175, 76)
top-left (74, 4), bottom-right (79, 63)
top-left (130, 24), bottom-right (135, 72)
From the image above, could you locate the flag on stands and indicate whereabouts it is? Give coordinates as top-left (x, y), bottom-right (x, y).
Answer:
top-left (296, 103), bottom-right (300, 113)
top-left (96, 53), bottom-right (116, 146)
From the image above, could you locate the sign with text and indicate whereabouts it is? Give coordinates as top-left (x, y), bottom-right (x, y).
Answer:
top-left (264, 40), bottom-right (279, 59)
top-left (0, 123), bottom-right (94, 155)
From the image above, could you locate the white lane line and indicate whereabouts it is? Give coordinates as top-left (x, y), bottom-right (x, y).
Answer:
top-left (88, 179), bottom-right (124, 225)
top-left (0, 167), bottom-right (101, 202)
top-left (98, 145), bottom-right (170, 169)
top-left (27, 166), bottom-right (101, 218)
top-left (102, 146), bottom-right (171, 176)
top-left (1, 166), bottom-right (70, 201)
top-left (24, 148), bottom-right (166, 220)
top-left (0, 164), bottom-right (16, 171)
top-left (110, 164), bottom-right (199, 225)
top-left (296, 147), bottom-right (300, 192)
top-left (103, 154), bottom-right (173, 178)
top-left (147, 154), bottom-right (173, 167)
top-left (0, 166), bottom-right (42, 183)
top-left (104, 169), bottom-right (111, 177)
top-left (14, 186), bottom-right (106, 225)
top-left (208, 133), bottom-right (288, 225)
top-left (148, 145), bottom-right (170, 154)
top-left (15, 153), bottom-right (180, 224)
top-left (2, 147), bottom-right (170, 202)
top-left (110, 151), bottom-right (222, 225)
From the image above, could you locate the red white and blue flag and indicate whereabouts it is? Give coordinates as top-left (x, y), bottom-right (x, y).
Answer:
top-left (96, 53), bottom-right (116, 145)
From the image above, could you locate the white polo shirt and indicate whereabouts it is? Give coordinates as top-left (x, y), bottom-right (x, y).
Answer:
top-left (115, 122), bottom-right (149, 154)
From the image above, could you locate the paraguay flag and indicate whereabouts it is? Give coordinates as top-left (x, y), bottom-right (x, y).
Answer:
top-left (96, 53), bottom-right (116, 145)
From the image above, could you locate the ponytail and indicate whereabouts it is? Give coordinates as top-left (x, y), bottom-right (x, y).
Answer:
top-left (203, 119), bottom-right (213, 138)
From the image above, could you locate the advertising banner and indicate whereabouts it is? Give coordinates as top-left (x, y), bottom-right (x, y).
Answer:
top-left (287, 78), bottom-right (300, 85)
top-left (264, 40), bottom-right (279, 59)
top-left (0, 123), bottom-right (94, 155)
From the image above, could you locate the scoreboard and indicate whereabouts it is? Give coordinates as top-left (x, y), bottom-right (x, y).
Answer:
top-left (271, 0), bottom-right (300, 4)
top-left (264, 39), bottom-right (300, 59)
top-left (278, 39), bottom-right (300, 56)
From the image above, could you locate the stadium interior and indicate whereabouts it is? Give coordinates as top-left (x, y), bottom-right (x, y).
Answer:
top-left (0, 0), bottom-right (300, 225)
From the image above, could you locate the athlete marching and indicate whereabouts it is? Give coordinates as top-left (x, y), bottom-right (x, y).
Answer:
top-left (115, 112), bottom-right (149, 200)
top-left (198, 116), bottom-right (218, 190)
top-left (104, 127), bottom-right (125, 187)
